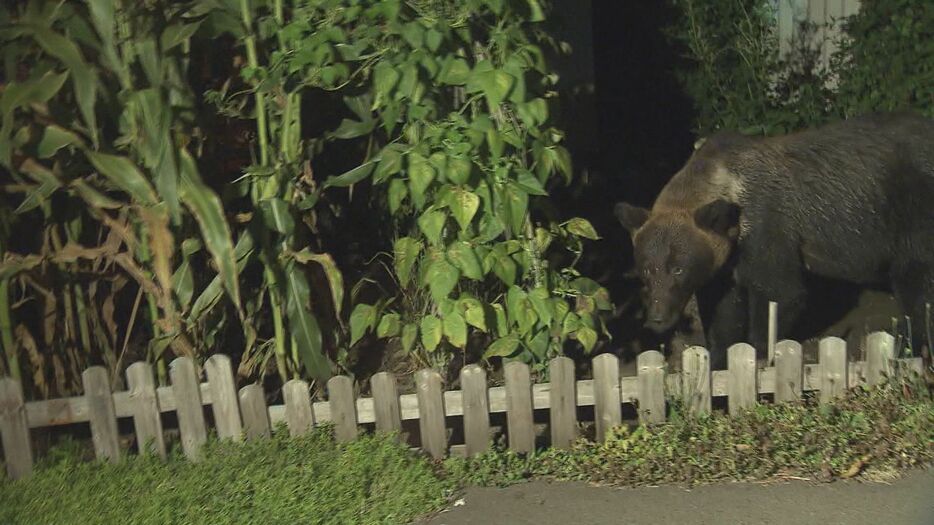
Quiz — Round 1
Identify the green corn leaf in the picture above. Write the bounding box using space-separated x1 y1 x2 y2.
285 267 330 382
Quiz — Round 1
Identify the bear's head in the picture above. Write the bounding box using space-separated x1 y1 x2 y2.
615 199 740 333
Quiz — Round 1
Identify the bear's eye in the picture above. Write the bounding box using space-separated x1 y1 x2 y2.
672 266 684 276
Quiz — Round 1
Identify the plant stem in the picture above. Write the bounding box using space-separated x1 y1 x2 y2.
0 278 19 380
240 0 270 168
263 263 289 382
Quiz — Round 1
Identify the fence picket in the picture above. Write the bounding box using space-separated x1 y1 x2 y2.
126 362 165 458
819 337 848 403
549 356 577 448
239 384 271 440
504 361 534 453
282 379 314 437
370 372 402 435
169 356 207 461
774 340 803 403
0 377 33 479
592 353 621 441
637 350 665 424
205 355 242 441
461 364 491 456
82 366 120 463
328 376 358 442
866 331 895 385
681 346 711 416
415 369 447 459
727 343 757 415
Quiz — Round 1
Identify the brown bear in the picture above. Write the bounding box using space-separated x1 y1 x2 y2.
616 111 934 368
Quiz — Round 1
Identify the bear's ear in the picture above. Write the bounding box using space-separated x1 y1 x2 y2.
614 202 650 233
693 199 740 237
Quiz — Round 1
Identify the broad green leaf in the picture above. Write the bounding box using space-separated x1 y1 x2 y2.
504 183 529 235
179 149 242 313
468 61 514 107
374 146 403 183
349 303 378 346
38 125 81 158
486 245 517 285
161 20 204 51
393 237 422 285
448 156 472 185
420 315 442 352
417 209 446 246
172 259 194 311
397 63 418 99
576 325 598 354
388 178 407 214
330 118 375 140
486 129 504 159
442 310 467 348
528 329 549 359
401 22 424 48
492 303 508 337
458 296 488 331
447 241 483 280
527 0 546 21
425 29 442 52
86 152 158 205
374 61 400 99
292 249 345 315
440 57 471 85
258 197 294 235
285 268 330 382
401 323 418 353
516 168 548 196
552 298 571 326
448 188 479 231
31 27 99 145
517 97 548 127
323 161 375 188
561 312 581 336
408 157 436 208
534 227 553 253
566 217 601 240
482 334 520 360
377 312 402 338
425 257 459 302
507 286 538 336
528 287 553 326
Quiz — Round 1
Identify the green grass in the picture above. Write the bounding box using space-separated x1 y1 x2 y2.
445 378 934 488
0 426 453 525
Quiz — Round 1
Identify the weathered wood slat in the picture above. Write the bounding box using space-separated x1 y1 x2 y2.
682 346 711 416
728 343 757 416
460 365 490 456
82 366 120 463
415 369 447 459
239 384 271 440
370 372 401 435
282 379 314 437
774 340 803 403
592 353 621 441
328 376 358 442
504 361 534 453
866 331 895 385
819 337 848 403
549 356 577 448
0 377 33 479
637 350 665 424
169 356 207 461
205 355 242 441
126 362 165 458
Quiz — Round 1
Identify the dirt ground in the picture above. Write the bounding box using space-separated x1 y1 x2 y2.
422 468 934 525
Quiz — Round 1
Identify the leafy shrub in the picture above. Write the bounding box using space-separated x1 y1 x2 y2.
0 426 453 525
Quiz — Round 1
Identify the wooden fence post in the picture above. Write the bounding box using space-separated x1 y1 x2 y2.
0 377 33 479
866 331 895 385
328 375 358 442
549 356 577 449
774 340 803 403
283 379 315 437
415 369 447 459
169 356 207 461
819 336 847 403
126 362 166 459
82 366 120 463
727 343 757 416
637 350 665 424
681 346 711 416
370 372 402 436
239 384 271 440
592 353 621 441
461 364 491 457
504 361 534 454
205 354 242 441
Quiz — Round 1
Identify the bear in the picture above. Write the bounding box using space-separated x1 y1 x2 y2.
615 111 934 369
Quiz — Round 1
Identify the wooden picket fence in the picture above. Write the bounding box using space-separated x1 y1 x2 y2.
0 331 923 481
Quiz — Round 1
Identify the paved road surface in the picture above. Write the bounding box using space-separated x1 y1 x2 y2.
422 468 933 525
